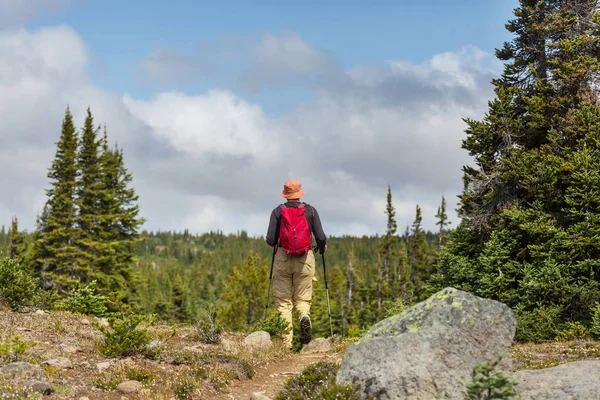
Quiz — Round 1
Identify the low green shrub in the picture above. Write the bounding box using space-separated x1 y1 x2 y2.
590 303 600 338
465 356 518 400
0 256 41 311
555 321 588 341
58 280 110 317
274 361 363 400
195 304 223 345
0 335 37 363
94 313 160 359
254 312 291 339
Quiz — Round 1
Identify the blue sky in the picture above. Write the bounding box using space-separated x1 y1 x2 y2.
2 0 521 236
27 0 518 116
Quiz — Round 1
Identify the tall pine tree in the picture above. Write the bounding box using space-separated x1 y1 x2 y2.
34 107 80 291
75 107 104 284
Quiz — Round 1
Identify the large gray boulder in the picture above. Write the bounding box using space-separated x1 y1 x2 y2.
514 360 600 399
336 287 517 399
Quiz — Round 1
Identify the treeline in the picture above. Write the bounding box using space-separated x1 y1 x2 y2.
1 192 447 338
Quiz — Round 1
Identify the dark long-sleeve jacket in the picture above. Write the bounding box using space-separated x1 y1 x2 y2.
265 201 327 250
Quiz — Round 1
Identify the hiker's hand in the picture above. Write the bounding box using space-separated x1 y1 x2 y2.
319 244 327 253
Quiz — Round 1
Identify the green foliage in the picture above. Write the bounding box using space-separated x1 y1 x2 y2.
465 357 518 400
0 256 42 311
254 312 291 339
0 335 37 362
555 321 589 341
94 313 160 359
31 106 143 306
383 296 410 318
59 280 110 317
274 361 363 400
590 303 600 338
217 251 269 332
194 304 223 345
431 1 600 342
95 362 158 391
8 216 26 264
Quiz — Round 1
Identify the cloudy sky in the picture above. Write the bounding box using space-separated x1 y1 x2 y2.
0 0 518 238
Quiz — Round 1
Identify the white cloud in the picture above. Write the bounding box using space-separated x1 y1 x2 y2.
0 26 498 239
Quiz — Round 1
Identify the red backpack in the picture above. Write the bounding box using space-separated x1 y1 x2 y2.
278 203 312 255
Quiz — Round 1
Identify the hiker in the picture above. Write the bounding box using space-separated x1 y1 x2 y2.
266 179 327 349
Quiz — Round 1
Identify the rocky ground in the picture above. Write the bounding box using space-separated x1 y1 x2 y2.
0 306 350 399
1 292 600 399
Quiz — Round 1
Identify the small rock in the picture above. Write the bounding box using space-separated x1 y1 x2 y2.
0 362 40 375
60 343 81 354
77 397 90 400
97 317 110 327
41 357 73 370
96 362 111 372
300 337 332 354
250 392 272 400
23 380 54 395
34 309 46 315
221 338 236 351
80 318 90 325
116 380 142 394
243 331 272 350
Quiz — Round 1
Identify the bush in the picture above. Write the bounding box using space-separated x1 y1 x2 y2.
383 297 411 318
195 304 223 345
0 256 41 311
590 303 600 338
94 313 160 359
58 280 110 317
254 312 291 339
465 356 518 400
0 334 37 363
274 361 363 400
555 321 588 341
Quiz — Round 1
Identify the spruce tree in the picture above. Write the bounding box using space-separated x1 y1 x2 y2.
9 216 25 263
75 107 103 283
435 196 451 246
376 185 398 315
409 205 431 299
96 128 144 304
34 107 80 291
431 0 600 340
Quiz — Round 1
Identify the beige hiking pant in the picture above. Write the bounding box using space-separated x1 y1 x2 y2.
272 247 316 348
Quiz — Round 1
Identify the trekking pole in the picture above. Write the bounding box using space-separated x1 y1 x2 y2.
264 245 277 320
321 251 334 338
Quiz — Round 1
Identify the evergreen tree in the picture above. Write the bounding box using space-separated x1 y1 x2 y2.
430 0 600 340
9 216 25 263
74 107 103 284
217 252 268 331
409 205 431 299
376 185 398 315
34 107 80 291
435 196 451 246
96 128 144 304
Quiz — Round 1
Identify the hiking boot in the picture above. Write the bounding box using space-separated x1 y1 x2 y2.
300 316 312 344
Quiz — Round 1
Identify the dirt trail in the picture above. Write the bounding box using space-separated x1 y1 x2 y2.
214 351 343 400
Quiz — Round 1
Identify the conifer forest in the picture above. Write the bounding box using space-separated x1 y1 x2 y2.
4 0 600 345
